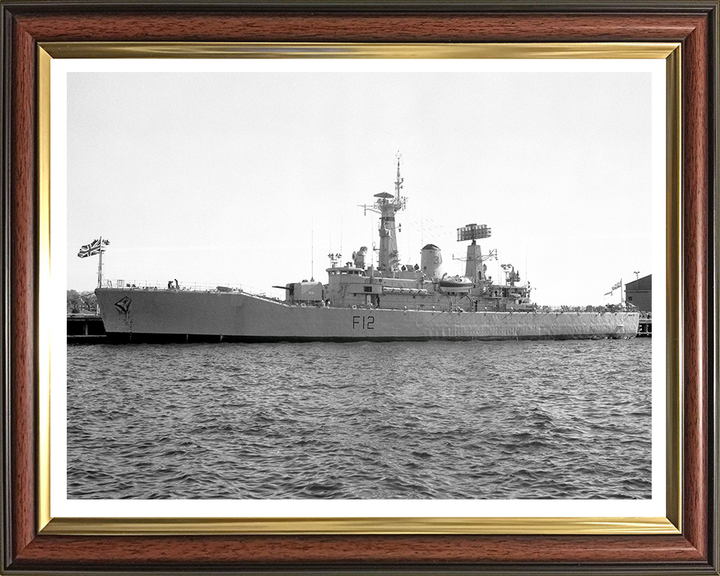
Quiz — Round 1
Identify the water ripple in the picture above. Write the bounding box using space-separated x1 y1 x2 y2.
67 339 652 500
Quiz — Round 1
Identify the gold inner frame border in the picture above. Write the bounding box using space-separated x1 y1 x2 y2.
37 41 682 536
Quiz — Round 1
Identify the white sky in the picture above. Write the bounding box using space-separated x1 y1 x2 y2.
66 62 656 306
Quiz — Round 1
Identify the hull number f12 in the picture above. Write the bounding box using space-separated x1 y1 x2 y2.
352 315 375 330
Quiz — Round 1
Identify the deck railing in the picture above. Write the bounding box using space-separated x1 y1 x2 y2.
101 279 276 298
98 280 640 313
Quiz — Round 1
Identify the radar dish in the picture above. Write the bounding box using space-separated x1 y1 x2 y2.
374 192 394 199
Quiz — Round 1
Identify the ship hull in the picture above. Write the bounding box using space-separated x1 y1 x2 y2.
96 288 640 342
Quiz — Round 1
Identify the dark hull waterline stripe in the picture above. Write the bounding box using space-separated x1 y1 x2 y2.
104 332 635 344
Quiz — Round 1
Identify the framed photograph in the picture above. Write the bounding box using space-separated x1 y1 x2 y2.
2 1 717 574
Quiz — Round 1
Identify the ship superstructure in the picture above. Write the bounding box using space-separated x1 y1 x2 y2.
285 156 532 315
95 156 639 342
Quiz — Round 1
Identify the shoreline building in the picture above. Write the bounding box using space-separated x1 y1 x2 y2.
625 275 652 312
625 274 651 337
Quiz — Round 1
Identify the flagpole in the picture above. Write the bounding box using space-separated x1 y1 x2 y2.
97 236 103 288
619 278 623 305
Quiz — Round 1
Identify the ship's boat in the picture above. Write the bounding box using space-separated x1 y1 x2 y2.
95 157 640 343
438 275 473 291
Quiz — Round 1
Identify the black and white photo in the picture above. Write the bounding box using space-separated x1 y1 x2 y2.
55 57 665 519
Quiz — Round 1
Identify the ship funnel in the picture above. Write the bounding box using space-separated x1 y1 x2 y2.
420 244 444 279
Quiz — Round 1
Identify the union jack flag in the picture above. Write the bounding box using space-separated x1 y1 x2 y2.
77 238 109 258
604 280 622 296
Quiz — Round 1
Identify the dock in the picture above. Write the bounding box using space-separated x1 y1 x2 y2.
67 313 106 343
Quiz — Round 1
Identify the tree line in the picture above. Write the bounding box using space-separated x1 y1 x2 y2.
67 290 98 313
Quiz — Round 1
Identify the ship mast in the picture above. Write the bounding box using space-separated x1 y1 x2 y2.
394 152 403 201
360 152 407 273
456 224 495 282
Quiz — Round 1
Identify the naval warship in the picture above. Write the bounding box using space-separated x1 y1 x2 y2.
95 158 640 342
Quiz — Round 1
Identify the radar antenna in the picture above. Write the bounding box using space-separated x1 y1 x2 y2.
456 223 495 282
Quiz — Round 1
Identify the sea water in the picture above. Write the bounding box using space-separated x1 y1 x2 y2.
67 339 651 499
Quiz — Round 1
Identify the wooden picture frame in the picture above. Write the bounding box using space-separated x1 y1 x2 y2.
1 1 717 574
